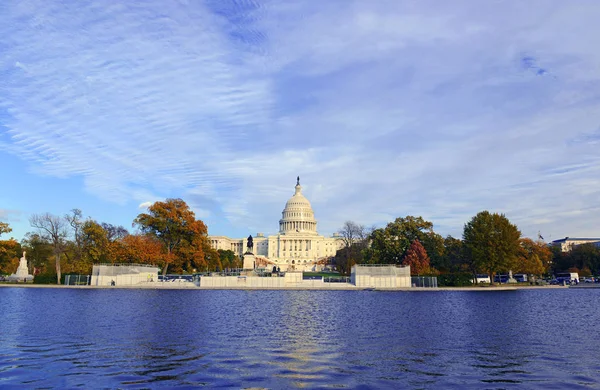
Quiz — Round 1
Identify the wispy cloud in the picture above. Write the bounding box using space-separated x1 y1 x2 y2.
138 202 153 210
1 0 600 240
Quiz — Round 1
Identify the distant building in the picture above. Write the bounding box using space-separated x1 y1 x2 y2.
551 237 600 252
209 178 344 272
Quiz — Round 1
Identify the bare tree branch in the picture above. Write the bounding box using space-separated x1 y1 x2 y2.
29 213 68 284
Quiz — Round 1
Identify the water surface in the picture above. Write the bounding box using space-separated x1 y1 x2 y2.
1 288 598 388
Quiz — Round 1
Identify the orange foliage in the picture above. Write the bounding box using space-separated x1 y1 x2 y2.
402 240 431 275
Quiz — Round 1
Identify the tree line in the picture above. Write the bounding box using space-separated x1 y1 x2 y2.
334 211 599 284
0 199 241 284
2 204 598 285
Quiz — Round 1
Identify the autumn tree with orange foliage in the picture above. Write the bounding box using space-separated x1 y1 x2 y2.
0 222 22 274
115 234 164 265
516 238 552 277
402 240 432 275
134 198 213 275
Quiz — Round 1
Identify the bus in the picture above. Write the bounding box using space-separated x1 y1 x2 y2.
555 272 579 284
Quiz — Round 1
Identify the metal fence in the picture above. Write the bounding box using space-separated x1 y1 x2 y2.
324 277 351 283
411 276 438 288
64 275 91 285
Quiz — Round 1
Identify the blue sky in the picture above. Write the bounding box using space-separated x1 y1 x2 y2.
1 0 600 243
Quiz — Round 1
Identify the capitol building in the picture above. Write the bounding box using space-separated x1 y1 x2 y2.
209 178 343 272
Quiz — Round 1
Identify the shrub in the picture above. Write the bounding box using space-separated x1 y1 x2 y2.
438 272 474 287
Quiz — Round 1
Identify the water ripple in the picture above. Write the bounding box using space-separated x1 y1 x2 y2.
1 289 600 388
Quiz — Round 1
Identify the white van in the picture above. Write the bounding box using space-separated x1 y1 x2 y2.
472 274 491 284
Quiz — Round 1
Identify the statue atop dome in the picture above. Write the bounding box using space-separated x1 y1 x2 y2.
297 176 300 186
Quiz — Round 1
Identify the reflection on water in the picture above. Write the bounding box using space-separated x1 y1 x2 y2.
1 288 600 388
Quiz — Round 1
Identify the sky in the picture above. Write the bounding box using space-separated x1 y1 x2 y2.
1 0 600 243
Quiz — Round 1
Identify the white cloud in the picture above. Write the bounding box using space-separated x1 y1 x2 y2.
1 0 600 240
138 202 153 210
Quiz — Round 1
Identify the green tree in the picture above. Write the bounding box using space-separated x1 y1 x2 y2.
133 198 211 275
368 216 443 264
218 249 241 269
569 243 600 275
81 220 111 265
437 235 465 273
463 211 521 283
21 233 54 275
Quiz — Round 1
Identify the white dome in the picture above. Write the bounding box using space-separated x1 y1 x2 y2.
279 178 318 235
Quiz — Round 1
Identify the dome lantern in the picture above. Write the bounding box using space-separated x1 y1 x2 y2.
279 177 317 235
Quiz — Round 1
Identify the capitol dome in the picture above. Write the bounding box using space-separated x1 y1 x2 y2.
279 177 317 235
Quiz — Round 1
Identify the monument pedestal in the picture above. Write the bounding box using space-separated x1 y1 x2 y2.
243 252 256 270
507 270 517 284
8 252 34 282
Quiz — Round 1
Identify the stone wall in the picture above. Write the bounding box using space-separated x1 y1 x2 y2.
90 264 159 286
351 265 411 288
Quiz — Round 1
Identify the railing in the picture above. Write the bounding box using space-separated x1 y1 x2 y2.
64 275 91 285
324 277 351 283
411 276 438 288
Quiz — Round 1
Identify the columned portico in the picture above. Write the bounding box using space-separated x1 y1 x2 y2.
209 178 344 271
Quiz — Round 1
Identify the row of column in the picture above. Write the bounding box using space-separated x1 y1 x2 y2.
281 221 315 232
231 242 243 254
282 239 312 252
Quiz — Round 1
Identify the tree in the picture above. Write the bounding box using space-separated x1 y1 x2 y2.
368 216 443 264
519 254 545 277
0 222 17 273
29 213 68 284
438 235 465 273
81 220 111 265
0 237 21 275
402 240 431 275
21 233 54 275
133 198 211 275
515 238 552 277
173 220 216 273
101 223 129 241
463 211 521 283
116 234 164 265
337 221 367 249
568 243 600 275
64 209 84 263
217 249 241 269
0 221 12 237
335 221 369 275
